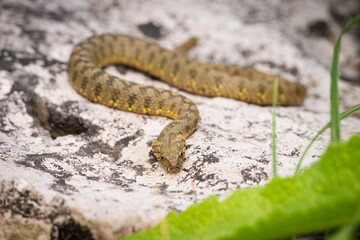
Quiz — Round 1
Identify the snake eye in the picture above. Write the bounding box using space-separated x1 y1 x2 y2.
180 152 184 157
161 155 164 160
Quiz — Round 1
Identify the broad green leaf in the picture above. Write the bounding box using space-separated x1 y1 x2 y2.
122 135 360 240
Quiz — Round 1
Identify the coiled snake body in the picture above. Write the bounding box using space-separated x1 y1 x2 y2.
67 34 306 172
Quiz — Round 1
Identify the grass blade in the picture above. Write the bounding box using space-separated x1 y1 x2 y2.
272 78 279 177
295 104 360 174
330 14 360 143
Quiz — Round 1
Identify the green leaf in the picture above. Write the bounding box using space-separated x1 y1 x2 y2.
326 205 360 240
121 135 360 240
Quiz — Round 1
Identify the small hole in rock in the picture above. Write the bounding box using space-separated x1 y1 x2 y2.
51 218 94 240
31 96 96 139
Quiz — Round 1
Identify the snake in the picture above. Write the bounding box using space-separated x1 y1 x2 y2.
67 34 306 172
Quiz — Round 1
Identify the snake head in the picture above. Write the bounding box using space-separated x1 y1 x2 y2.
152 133 186 172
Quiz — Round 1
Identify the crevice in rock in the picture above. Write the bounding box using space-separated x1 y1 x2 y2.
8 78 98 139
31 96 99 139
137 22 163 39
46 102 92 139
51 217 94 240
306 20 335 40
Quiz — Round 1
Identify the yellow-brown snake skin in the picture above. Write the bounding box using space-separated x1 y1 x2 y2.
67 34 306 172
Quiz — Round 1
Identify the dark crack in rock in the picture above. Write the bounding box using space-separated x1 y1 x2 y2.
115 65 129 75
36 100 99 139
51 217 94 240
138 22 163 39
306 20 335 40
5 78 96 139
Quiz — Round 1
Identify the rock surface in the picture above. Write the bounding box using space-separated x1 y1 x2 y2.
1 0 360 239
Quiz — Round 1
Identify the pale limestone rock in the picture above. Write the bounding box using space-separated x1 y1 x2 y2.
1 0 360 239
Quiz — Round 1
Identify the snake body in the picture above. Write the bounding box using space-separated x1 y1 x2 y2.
67 34 306 172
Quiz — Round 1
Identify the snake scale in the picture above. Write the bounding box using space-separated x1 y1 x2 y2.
67 34 306 172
